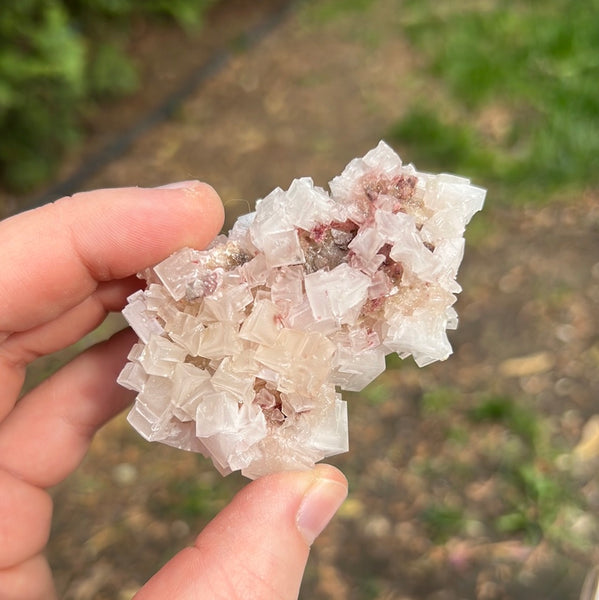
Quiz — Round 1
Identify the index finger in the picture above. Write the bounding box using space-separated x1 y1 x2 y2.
0 182 224 336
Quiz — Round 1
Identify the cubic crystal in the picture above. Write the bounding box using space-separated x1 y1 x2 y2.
119 141 485 479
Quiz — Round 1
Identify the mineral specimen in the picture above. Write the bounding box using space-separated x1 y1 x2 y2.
118 141 485 479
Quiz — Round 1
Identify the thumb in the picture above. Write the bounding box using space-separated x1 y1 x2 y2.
134 464 348 600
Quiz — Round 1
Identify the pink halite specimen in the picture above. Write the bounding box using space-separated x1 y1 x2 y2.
118 141 485 479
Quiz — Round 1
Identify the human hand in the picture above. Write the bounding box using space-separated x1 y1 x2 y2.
0 182 348 599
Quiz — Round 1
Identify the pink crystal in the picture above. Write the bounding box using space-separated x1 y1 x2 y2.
118 141 485 479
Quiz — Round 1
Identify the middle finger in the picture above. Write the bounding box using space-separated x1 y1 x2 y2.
0 276 139 420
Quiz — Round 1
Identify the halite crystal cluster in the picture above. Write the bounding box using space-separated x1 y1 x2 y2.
118 141 485 479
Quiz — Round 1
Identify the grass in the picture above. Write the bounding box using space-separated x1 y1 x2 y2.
467 394 587 545
421 386 460 415
301 0 377 24
151 466 244 520
468 394 539 447
413 390 589 546
422 504 465 542
361 379 393 406
390 0 599 204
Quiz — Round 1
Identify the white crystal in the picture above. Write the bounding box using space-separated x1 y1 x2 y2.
119 141 485 479
153 247 200 301
285 178 338 230
122 291 163 344
239 299 281 346
305 263 371 323
262 229 305 268
117 361 147 392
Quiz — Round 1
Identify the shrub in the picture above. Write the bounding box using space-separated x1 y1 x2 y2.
0 0 213 192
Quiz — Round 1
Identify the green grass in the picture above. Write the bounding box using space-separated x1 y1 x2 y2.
415 391 589 546
468 394 539 447
152 467 244 520
421 504 465 542
391 0 599 204
466 393 589 545
421 386 460 415
302 0 376 24
498 463 567 536
361 380 393 406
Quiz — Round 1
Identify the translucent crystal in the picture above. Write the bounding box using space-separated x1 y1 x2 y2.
153 247 200 301
119 141 485 479
122 291 163 344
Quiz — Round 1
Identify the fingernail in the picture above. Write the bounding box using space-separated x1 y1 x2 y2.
155 180 200 190
296 468 348 546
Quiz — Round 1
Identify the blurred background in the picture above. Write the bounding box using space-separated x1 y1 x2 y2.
3 0 599 598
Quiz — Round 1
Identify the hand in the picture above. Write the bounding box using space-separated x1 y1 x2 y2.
0 182 348 600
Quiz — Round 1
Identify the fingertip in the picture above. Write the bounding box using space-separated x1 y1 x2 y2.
154 180 201 190
312 463 349 488
296 465 348 546
189 181 225 240
214 464 348 549
150 180 225 249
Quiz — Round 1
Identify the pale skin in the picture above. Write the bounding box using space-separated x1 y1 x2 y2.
0 181 348 600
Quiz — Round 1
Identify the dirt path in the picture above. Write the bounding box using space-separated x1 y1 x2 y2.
34 1 599 598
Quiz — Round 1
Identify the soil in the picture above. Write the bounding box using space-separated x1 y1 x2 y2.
10 1 599 599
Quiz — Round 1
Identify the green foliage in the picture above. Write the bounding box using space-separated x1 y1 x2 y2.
384 352 405 370
467 393 586 545
421 386 460 415
421 504 465 542
495 509 542 540
0 2 85 190
303 0 377 24
65 0 212 29
362 380 392 406
0 0 213 192
419 390 588 547
168 480 225 519
468 394 538 446
391 0 599 204
87 42 139 98
356 577 384 600
152 468 243 520
493 460 577 544
390 108 499 183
